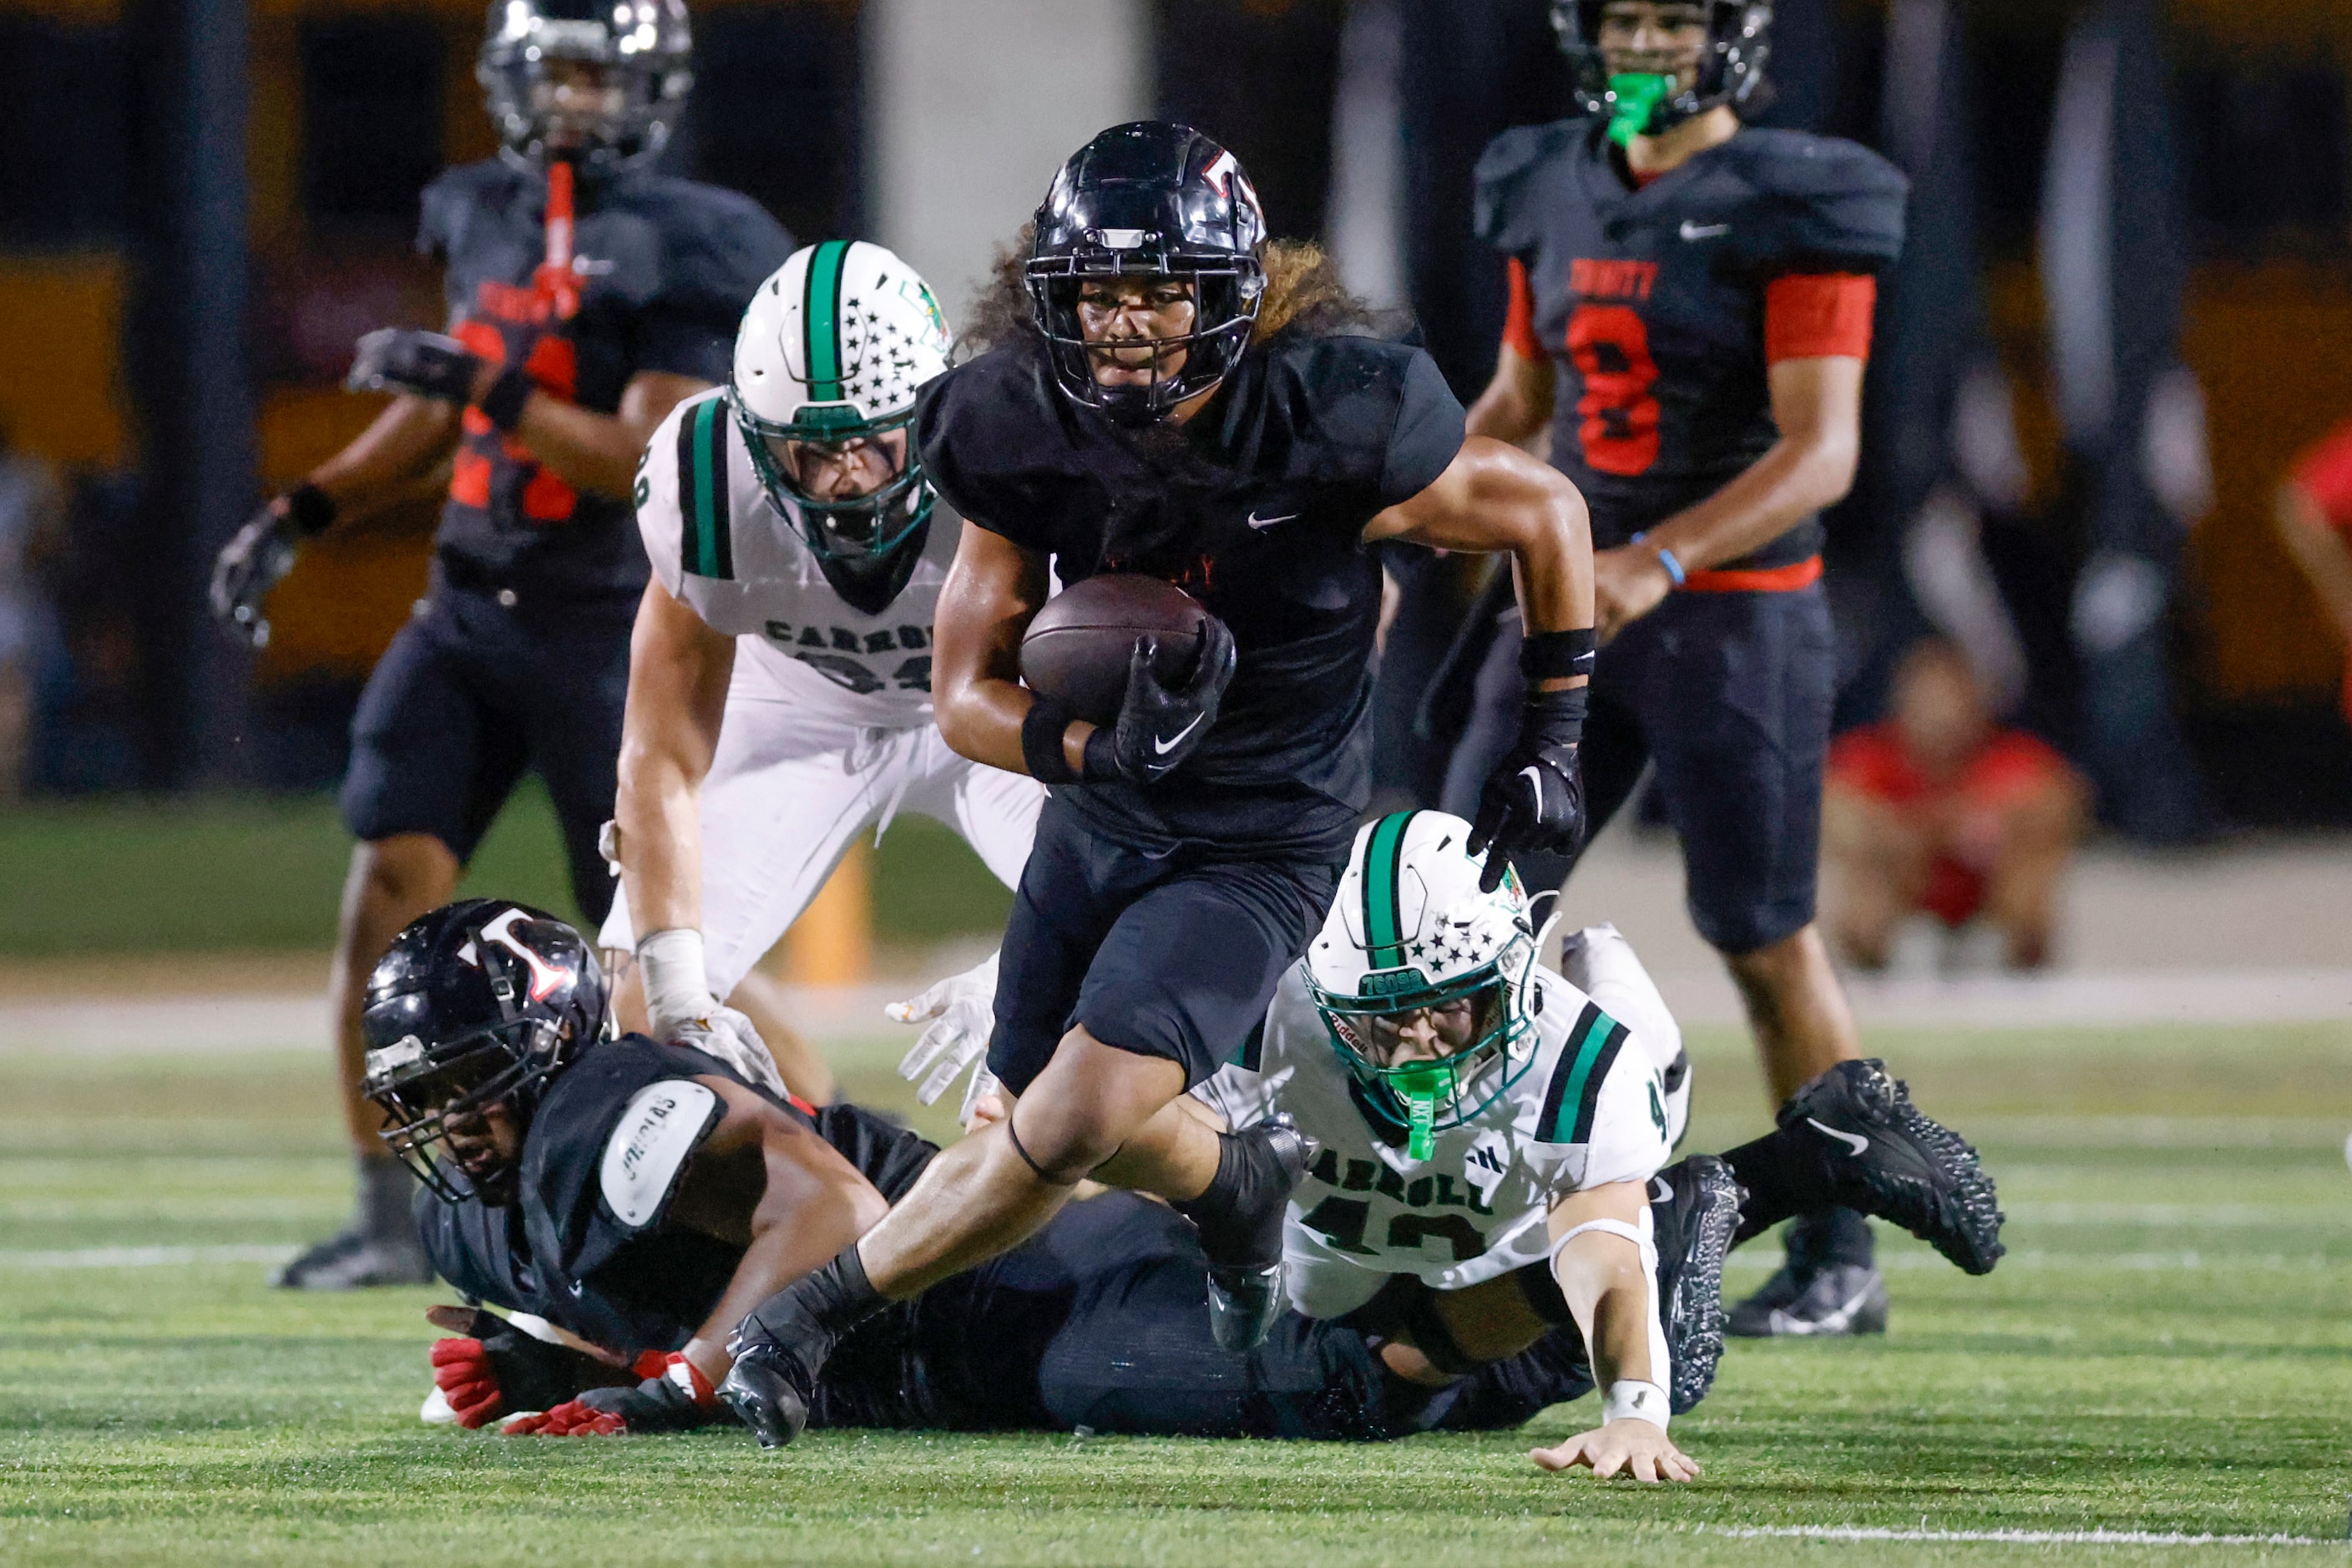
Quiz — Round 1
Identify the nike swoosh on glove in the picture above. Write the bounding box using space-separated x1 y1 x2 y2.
424 1307 642 1429
1467 685 1589 893
504 1353 727 1436
670 1005 788 1099
892 949 999 1122
346 327 483 404
1096 618 1238 784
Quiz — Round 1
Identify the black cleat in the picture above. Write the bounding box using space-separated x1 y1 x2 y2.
1181 1114 1313 1352
716 1343 817 1449
1727 1261 1888 1338
1780 1059 2005 1276
1647 1154 1743 1414
271 1227 432 1290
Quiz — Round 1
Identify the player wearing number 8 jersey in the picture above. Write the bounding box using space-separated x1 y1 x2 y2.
603 242 1045 1100
1445 2 2002 1335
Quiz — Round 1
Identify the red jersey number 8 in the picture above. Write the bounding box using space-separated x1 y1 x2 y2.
1565 303 1662 478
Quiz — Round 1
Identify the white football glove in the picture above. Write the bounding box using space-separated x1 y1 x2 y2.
668 1004 788 1100
892 950 999 1125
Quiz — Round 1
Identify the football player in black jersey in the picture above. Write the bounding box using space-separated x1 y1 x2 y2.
718 123 1600 1450
208 0 792 1290
372 900 1614 1443
1446 0 2001 1333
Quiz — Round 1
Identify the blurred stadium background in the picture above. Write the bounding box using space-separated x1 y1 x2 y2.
1 0 2348 999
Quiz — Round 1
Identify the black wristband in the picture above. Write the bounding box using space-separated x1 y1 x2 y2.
284 483 337 538
478 363 535 432
1520 627 1597 683
1022 697 1080 785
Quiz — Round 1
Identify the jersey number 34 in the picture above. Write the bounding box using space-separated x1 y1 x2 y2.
1565 305 1662 478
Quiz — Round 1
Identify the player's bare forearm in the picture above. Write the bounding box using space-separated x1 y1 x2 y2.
670 1079 889 1384
614 579 735 938
307 395 462 526
1550 1182 1657 1389
1367 437 1594 681
498 369 711 500
1465 345 1555 446
2274 483 2352 644
1641 355 1863 574
933 520 1092 775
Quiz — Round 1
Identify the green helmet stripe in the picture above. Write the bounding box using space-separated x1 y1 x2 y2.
680 397 733 579
802 239 851 404
1360 811 1416 974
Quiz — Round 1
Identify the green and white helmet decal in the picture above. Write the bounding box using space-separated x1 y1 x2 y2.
1306 811 1550 1161
730 240 953 567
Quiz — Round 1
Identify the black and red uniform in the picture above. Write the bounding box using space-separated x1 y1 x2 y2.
337 161 789 915
1447 119 1904 953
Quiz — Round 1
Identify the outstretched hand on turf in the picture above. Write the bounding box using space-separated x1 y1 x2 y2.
1529 1419 1699 1484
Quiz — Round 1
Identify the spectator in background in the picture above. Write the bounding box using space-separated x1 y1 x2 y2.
0 424 65 798
1822 638 2087 973
2274 421 2352 727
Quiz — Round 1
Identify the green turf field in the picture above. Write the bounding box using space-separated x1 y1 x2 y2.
3 1022 2349 1565
0 787 1011 953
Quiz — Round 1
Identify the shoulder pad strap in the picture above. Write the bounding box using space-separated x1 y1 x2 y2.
1535 1000 1629 1146
675 397 736 580
599 1079 722 1229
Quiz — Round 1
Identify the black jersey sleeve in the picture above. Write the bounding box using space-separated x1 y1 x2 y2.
1380 348 1469 507
1474 119 1584 260
1731 132 1909 277
630 185 796 382
914 348 1058 552
415 163 500 266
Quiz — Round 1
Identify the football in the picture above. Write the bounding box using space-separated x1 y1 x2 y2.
1020 573 1216 726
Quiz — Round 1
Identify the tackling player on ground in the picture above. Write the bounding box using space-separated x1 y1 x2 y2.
1191 809 2011 1480
364 899 1604 1444
603 241 1043 1105
1444 0 2001 1332
720 122 1599 1447
208 0 791 1288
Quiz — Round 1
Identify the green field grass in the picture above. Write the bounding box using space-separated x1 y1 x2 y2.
3 1022 2349 1565
0 787 1012 954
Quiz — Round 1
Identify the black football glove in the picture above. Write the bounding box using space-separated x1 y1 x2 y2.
1467 685 1589 893
1089 618 1239 785
505 1353 731 1436
424 1306 639 1429
346 327 483 404
208 501 304 649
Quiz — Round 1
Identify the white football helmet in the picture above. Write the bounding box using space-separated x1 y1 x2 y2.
1306 810 1547 1159
730 240 953 598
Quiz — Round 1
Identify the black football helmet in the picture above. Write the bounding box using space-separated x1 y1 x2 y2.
361 899 607 1206
478 0 694 174
1551 1 1773 139
1026 122 1267 425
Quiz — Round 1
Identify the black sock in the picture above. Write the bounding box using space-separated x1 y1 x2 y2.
358 1155 417 1245
1721 1128 1813 1244
1171 1131 1278 1267
1788 1208 1874 1272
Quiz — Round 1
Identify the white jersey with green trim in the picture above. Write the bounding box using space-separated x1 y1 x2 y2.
1195 960 1673 1292
634 388 959 727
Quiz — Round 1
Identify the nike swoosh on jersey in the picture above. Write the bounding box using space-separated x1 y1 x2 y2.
1679 221 1732 241
1153 713 1206 755
1806 1117 1870 1157
1247 510 1300 530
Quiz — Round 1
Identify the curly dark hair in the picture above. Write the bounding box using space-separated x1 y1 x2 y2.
957 226 1387 357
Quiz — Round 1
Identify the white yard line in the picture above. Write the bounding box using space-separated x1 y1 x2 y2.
1 1244 295 1269
1705 1525 2334 1546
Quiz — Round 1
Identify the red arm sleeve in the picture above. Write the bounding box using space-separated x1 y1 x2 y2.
1763 273 1878 365
1503 257 1544 362
2289 420 2352 530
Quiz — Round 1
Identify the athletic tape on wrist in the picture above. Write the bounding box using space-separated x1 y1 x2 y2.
285 483 337 538
636 928 716 1036
1021 698 1080 784
1603 1378 1672 1429
1551 1210 1670 1421
1519 628 1597 682
478 364 535 432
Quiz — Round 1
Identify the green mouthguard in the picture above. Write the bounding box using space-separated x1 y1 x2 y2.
1389 1060 1450 1162
1606 72 1675 147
